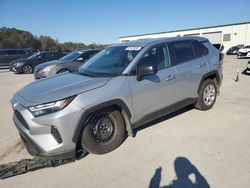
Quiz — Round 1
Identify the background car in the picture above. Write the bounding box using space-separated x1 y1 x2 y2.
237 45 250 58
245 61 250 74
0 49 33 68
9 51 65 73
34 49 99 79
226 46 240 55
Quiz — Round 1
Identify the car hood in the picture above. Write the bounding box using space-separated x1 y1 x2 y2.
238 48 250 53
17 73 111 105
9 58 28 65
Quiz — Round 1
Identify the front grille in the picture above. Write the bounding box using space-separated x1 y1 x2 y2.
14 110 29 130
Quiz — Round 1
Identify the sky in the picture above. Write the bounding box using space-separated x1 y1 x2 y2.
0 0 249 45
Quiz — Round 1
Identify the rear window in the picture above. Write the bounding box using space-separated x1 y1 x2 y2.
172 41 195 64
192 40 208 58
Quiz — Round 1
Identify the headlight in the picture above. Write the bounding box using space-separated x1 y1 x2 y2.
247 63 250 69
29 96 75 117
40 64 57 75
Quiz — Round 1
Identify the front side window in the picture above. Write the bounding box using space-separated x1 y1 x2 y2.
60 51 82 61
137 44 171 71
79 46 141 77
28 53 39 59
172 41 195 64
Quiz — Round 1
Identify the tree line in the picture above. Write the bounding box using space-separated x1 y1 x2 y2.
0 27 108 52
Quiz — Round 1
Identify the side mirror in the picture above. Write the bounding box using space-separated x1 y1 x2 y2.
137 65 158 81
76 57 83 61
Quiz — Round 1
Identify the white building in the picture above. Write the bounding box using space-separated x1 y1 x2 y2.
119 22 250 52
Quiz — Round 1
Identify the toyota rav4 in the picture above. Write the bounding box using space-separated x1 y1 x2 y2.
11 37 223 159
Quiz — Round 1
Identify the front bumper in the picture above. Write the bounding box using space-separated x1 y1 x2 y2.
9 65 23 73
33 67 47 79
246 67 250 74
237 52 250 58
11 95 84 159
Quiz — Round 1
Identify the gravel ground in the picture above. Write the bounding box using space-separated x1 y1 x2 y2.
0 55 250 188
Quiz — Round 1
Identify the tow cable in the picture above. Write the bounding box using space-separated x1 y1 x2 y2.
0 157 76 179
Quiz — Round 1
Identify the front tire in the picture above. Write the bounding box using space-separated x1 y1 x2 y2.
195 79 217 110
22 64 33 74
81 108 125 154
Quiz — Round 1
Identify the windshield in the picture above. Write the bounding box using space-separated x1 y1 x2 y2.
60 51 82 61
27 53 39 59
79 46 142 77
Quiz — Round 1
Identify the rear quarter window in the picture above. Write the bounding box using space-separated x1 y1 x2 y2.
192 40 209 58
171 41 195 64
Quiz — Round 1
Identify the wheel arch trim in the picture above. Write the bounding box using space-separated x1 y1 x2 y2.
198 70 220 93
72 99 133 143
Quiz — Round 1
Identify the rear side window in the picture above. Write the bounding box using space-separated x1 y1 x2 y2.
0 50 7 55
172 41 195 64
192 40 208 58
52 53 61 58
81 51 98 61
7 50 19 55
18 50 26 54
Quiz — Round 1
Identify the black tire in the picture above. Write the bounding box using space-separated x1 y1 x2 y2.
195 79 217 111
81 108 125 154
22 64 33 74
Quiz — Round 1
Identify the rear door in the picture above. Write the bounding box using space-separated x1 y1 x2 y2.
169 40 209 101
127 43 178 124
6 50 19 63
0 50 9 66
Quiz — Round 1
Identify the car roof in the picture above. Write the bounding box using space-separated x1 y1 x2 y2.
39 51 62 54
111 36 208 48
0 49 31 51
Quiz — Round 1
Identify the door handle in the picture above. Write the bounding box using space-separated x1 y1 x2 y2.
198 62 206 68
166 74 176 81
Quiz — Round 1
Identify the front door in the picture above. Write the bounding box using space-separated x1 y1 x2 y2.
126 43 177 125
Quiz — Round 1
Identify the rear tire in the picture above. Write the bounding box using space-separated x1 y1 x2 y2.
81 108 125 154
195 79 217 110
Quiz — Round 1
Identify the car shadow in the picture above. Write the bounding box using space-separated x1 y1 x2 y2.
134 105 194 136
149 157 210 188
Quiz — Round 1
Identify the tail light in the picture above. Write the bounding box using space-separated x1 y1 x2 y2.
219 53 224 61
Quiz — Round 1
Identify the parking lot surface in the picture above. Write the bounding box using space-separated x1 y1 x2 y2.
0 56 250 187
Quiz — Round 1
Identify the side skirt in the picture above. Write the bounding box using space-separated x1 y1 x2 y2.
132 98 197 129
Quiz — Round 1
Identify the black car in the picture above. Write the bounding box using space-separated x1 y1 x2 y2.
245 61 250 74
226 46 240 55
33 49 99 79
0 49 33 68
9 52 65 73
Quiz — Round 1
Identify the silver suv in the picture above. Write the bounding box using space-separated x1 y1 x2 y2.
11 37 223 159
